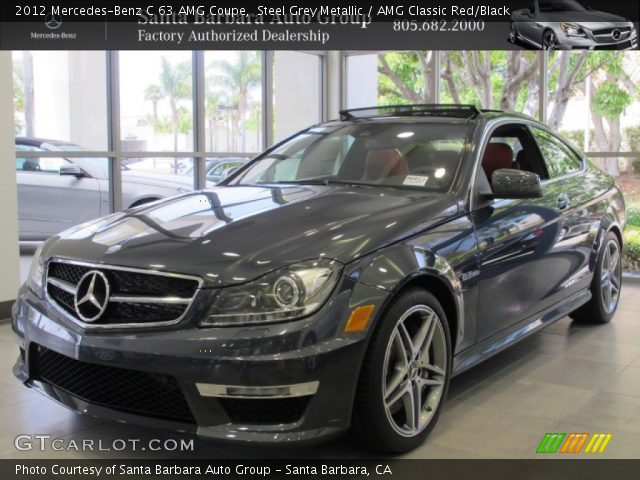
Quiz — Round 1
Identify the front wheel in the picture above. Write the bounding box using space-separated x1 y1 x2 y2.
543 30 559 50
351 289 451 453
571 231 622 324
509 23 518 43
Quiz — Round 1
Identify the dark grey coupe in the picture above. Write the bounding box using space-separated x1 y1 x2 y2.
13 105 625 452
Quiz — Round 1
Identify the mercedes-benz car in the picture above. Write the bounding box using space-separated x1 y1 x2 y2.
510 0 638 50
12 105 625 453
16 137 211 240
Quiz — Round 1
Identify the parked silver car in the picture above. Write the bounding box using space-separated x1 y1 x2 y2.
511 0 638 50
182 158 249 183
16 138 206 240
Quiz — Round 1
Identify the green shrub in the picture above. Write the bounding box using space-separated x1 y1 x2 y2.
624 126 640 152
628 206 640 228
624 227 640 271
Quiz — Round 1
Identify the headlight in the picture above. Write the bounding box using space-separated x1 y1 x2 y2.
201 259 342 327
27 244 46 298
560 22 586 37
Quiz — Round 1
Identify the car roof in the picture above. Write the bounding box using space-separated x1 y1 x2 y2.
329 105 540 126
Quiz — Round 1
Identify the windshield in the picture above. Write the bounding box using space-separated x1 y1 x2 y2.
231 122 470 192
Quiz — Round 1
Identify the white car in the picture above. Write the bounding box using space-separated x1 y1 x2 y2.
16 137 211 240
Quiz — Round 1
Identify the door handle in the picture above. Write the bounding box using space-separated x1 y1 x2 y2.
556 193 570 210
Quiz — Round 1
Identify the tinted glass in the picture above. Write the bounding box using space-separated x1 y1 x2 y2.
532 128 582 178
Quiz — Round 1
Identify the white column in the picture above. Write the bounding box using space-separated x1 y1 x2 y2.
325 51 342 120
0 51 21 312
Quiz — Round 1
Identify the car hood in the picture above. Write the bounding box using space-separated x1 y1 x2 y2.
46 185 459 287
548 10 627 24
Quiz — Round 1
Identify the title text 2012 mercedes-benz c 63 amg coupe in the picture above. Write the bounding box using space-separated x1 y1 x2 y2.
13 105 625 452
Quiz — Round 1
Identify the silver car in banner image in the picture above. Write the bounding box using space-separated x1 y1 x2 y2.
511 0 638 50
16 138 211 240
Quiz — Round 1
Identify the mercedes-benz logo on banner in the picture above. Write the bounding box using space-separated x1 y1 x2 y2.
45 14 62 30
74 271 110 322
612 29 622 40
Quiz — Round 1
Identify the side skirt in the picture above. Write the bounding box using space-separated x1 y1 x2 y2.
452 289 591 376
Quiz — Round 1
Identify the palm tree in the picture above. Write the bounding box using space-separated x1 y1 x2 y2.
210 52 261 152
143 84 163 124
159 56 191 153
205 88 224 151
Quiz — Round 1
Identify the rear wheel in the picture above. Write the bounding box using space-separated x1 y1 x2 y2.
351 289 451 453
571 232 622 324
129 197 160 208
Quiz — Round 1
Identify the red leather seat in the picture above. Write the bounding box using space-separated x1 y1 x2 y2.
482 143 513 183
362 149 409 181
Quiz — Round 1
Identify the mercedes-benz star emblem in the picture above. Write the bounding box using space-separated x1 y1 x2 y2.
612 29 622 40
45 14 62 30
74 270 110 322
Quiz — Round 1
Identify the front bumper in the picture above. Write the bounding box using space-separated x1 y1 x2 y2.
12 282 384 444
558 31 638 50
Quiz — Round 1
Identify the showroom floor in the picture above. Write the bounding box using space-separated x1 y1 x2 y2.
1 282 639 459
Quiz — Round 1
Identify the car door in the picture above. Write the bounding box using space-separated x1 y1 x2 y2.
473 122 580 340
16 148 102 240
529 126 597 298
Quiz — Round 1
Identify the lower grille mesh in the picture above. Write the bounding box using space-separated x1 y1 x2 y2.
31 344 195 424
219 397 310 424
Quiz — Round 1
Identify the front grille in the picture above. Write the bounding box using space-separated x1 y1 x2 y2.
46 260 201 327
219 397 310 424
592 27 631 36
31 344 196 424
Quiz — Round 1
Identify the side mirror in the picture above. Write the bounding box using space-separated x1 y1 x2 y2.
485 169 542 199
59 164 85 177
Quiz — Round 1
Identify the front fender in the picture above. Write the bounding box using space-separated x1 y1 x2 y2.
344 241 477 353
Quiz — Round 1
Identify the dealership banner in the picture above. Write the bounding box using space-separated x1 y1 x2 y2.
4 459 640 479
0 0 638 49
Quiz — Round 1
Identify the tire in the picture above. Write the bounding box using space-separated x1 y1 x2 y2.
570 231 622 324
129 197 160 208
509 23 518 43
543 30 559 50
351 288 452 453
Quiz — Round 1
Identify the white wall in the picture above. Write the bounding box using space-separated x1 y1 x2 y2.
0 51 21 307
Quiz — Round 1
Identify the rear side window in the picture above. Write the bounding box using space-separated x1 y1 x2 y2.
531 128 582 178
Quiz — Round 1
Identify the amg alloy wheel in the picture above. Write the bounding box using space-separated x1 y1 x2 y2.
509 23 518 43
600 238 622 314
352 289 451 453
543 30 559 50
383 305 447 437
571 231 622 324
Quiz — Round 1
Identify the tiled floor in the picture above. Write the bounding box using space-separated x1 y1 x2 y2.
0 283 639 459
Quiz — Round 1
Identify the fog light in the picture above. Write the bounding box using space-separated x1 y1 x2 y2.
196 381 319 398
